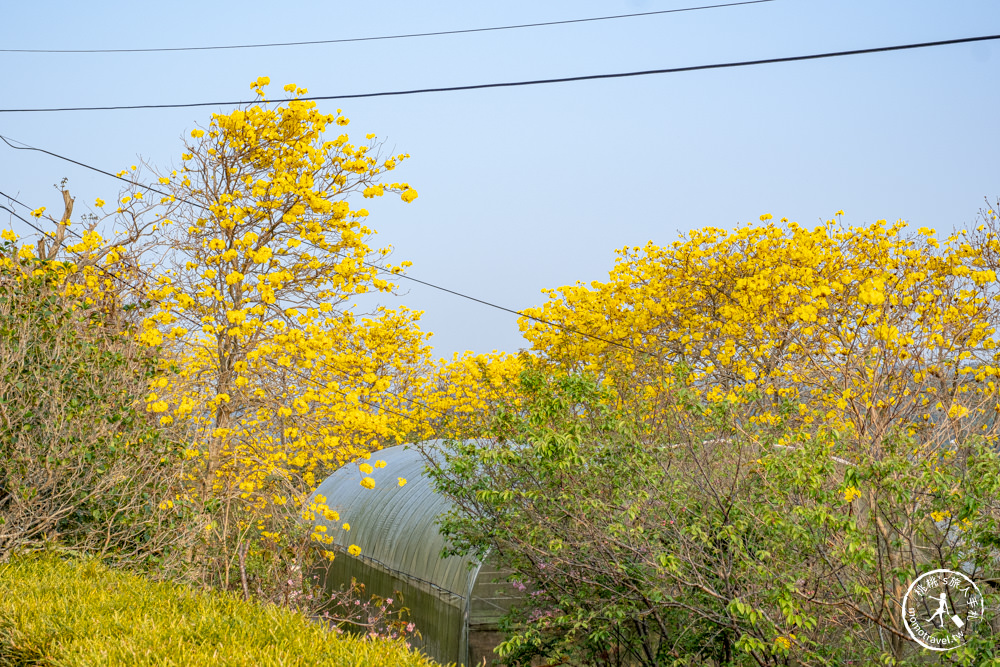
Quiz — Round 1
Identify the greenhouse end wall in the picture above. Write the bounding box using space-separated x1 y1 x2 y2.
309 442 521 666
315 554 466 664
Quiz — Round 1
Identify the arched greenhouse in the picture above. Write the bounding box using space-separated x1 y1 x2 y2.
309 442 520 667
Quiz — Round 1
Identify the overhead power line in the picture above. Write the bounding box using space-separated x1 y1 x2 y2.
0 1 773 54
0 135 197 209
0 188 84 240
0 202 46 236
0 33 997 114
0 189 635 431
364 262 646 355
0 190 37 221
0 139 648 356
0 191 457 428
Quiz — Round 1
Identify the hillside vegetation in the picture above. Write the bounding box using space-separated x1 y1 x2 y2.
0 554 439 667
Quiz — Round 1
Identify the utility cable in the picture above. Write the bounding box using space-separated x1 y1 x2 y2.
1 191 451 441
0 203 47 236
0 135 190 207
0 188 84 239
0 189 33 212
362 261 649 356
0 1 773 54
0 33 997 113
0 167 647 355
1 188 474 428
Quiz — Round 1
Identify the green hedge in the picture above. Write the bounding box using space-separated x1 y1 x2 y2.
0 554 441 666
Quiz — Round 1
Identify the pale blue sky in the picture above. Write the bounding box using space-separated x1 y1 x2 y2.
1 0 998 358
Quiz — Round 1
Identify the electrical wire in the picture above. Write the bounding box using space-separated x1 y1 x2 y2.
0 189 496 430
0 189 452 437
0 161 648 356
363 262 649 355
0 189 32 212
0 138 640 353
0 203 47 236
0 135 188 206
0 33 997 113
0 1 773 54
0 188 85 239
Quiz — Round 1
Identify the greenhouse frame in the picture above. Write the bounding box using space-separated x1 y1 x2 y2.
309 442 520 666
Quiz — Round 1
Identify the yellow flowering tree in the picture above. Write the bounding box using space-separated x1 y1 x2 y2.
416 350 528 437
520 212 1000 450
120 78 440 596
30 78 533 599
430 210 1000 663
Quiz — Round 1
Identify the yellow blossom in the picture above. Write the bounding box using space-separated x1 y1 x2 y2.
843 486 861 503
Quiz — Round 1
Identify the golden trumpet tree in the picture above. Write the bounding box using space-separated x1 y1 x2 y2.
4 85 528 601
127 78 438 592
432 208 1000 663
519 212 1000 450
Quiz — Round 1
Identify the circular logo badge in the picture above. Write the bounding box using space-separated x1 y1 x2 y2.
902 569 984 651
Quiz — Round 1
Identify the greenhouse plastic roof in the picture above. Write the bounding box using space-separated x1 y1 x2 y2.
309 441 480 602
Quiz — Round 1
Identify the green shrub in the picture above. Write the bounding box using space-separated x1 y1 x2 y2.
431 370 1000 665
0 256 182 568
0 554 440 666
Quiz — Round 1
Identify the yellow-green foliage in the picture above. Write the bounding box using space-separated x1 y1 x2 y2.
0 555 440 667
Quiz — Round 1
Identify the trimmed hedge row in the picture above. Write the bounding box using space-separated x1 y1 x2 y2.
0 554 441 666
